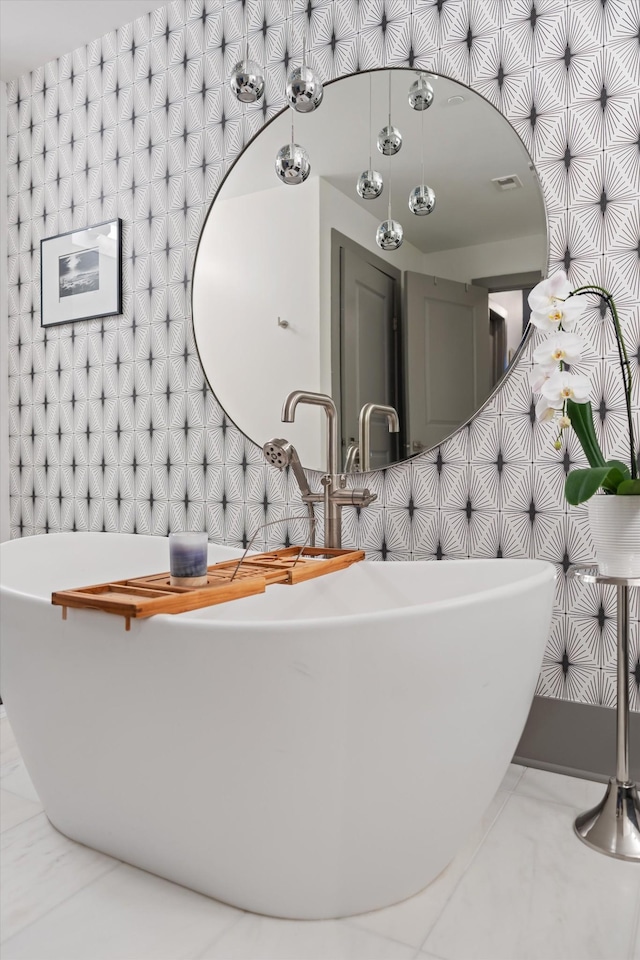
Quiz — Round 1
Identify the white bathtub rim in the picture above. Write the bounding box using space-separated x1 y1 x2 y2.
0 533 556 631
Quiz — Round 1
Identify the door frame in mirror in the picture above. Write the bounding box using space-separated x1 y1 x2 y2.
330 229 403 467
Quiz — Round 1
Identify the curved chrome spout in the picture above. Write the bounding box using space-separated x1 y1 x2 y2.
344 443 360 473
359 403 400 473
281 391 339 478
281 391 342 548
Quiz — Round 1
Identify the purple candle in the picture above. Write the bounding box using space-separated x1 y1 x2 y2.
169 532 209 587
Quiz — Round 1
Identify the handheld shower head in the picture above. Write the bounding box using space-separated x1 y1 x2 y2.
263 438 295 471
263 438 317 547
263 438 313 500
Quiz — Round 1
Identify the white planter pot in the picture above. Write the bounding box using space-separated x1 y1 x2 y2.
588 495 640 578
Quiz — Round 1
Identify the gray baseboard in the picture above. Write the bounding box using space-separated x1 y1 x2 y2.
514 696 640 784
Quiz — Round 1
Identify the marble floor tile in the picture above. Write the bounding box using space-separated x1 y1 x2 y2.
197 914 417 960
1 812 119 942
424 792 640 960
0 789 42 834
345 788 510 949
1 862 244 960
514 766 608 810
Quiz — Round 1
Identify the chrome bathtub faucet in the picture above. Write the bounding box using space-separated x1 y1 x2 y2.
264 391 377 550
358 403 400 474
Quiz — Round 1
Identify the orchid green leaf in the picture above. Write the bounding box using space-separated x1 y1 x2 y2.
566 400 605 469
565 467 615 505
617 479 640 496
601 460 631 494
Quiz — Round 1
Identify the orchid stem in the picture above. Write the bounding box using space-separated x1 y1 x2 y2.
569 285 637 480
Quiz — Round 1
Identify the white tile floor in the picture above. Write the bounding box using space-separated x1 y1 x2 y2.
1 709 639 960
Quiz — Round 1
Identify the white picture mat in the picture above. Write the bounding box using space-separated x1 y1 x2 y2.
41 221 120 326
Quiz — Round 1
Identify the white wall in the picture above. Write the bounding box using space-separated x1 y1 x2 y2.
490 290 526 361
422 234 546 285
0 81 8 543
193 178 325 468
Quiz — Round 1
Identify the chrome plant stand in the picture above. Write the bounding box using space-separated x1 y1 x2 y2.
569 565 640 861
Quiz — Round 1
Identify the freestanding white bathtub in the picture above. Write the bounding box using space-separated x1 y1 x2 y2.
0 532 555 919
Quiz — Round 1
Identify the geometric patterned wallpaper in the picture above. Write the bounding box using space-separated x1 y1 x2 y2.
5 0 640 711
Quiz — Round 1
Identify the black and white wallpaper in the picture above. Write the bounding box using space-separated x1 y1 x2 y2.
5 0 640 710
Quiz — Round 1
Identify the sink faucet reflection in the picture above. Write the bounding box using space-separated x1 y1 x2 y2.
344 442 360 474
271 390 377 549
358 403 400 473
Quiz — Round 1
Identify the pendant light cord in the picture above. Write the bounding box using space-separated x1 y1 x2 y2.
368 72 373 170
387 72 392 220
288 0 295 146
243 0 249 63
421 85 425 189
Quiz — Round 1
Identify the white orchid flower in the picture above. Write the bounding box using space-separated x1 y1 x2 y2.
528 271 586 332
533 332 586 372
535 397 557 422
540 371 591 409
529 296 585 332
529 365 550 392
528 272 572 314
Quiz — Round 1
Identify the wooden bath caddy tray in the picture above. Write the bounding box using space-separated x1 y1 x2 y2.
51 547 365 630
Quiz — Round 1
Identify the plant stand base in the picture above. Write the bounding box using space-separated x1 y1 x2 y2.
574 778 640 861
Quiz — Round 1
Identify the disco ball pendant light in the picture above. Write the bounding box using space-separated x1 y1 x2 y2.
229 4 264 104
377 151 403 251
357 73 383 200
409 94 436 216
376 218 404 250
286 8 323 114
409 185 436 216
377 72 402 156
275 110 311 185
408 73 434 111
286 62 323 113
275 4 311 185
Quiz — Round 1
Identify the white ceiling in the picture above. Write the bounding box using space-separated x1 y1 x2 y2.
0 0 169 81
220 71 547 254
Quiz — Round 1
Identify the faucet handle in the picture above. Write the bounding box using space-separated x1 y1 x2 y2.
331 487 377 507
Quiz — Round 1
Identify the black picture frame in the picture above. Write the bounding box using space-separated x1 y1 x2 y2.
40 219 122 327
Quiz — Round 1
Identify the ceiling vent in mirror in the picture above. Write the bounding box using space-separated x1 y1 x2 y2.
491 174 523 191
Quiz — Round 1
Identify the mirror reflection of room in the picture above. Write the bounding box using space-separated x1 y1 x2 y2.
193 69 547 473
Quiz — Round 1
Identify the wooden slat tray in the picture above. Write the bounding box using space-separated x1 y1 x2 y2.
207 547 365 585
51 547 364 629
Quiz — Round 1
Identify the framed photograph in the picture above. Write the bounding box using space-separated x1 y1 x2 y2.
40 219 122 327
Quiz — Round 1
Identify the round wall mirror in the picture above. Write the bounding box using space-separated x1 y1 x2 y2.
193 68 547 473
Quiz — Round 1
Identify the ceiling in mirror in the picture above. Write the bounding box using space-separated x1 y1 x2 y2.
193 68 548 473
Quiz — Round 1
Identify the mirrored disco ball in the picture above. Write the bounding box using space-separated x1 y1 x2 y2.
377 125 402 156
274 143 311 185
229 60 265 103
286 65 324 113
408 76 434 111
357 169 383 200
408 185 436 215
376 219 404 250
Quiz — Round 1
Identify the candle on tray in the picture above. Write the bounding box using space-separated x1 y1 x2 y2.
169 532 209 587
